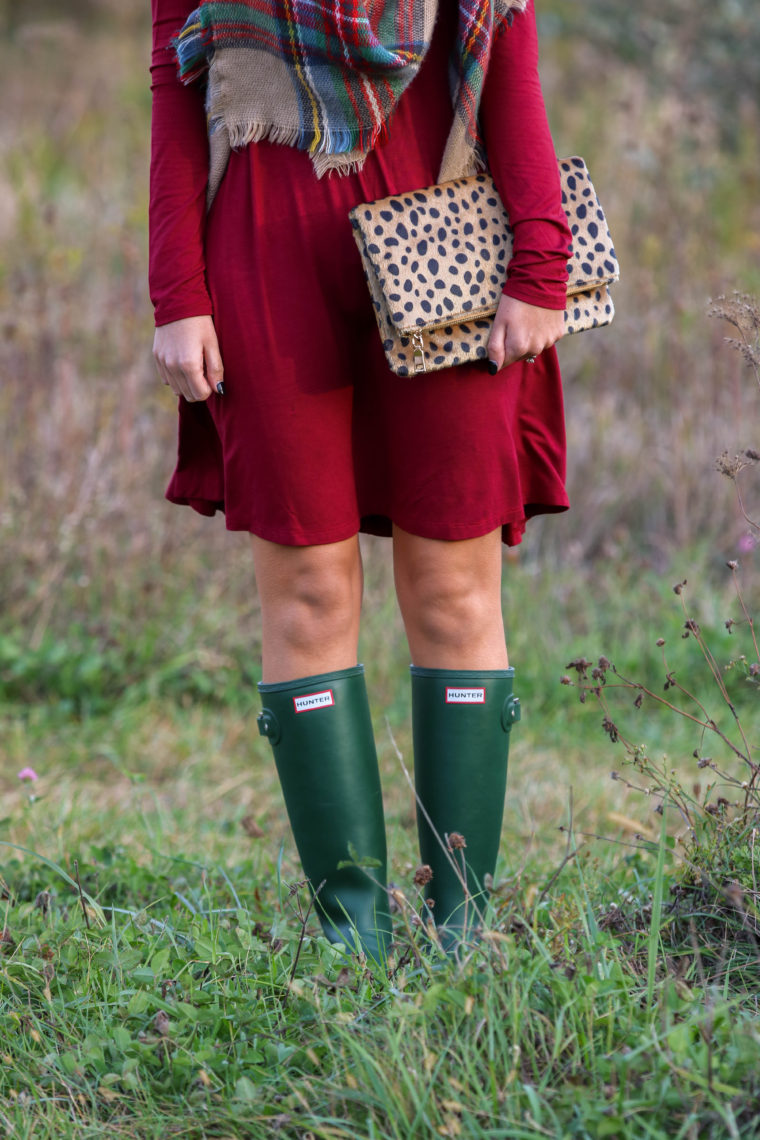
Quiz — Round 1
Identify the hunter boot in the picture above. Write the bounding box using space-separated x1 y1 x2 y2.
411 666 520 948
257 665 392 962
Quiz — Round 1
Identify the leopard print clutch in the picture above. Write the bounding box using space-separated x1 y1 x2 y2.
349 157 619 376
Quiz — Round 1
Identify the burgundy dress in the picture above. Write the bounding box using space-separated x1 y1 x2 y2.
149 0 572 546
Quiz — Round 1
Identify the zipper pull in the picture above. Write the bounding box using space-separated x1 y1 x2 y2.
412 332 426 374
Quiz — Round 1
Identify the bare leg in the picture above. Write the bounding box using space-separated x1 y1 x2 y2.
251 534 363 683
391 524 508 669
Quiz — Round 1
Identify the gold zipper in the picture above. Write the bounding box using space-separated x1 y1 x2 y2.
412 332 426 374
403 304 497 341
405 304 499 375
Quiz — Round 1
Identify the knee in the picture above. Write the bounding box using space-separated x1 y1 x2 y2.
397 567 498 653
290 564 355 624
265 557 359 651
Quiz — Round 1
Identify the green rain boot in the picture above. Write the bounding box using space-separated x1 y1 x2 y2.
411 666 520 948
257 665 392 962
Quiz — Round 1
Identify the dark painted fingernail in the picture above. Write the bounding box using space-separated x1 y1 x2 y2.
216 382 225 396
487 360 499 376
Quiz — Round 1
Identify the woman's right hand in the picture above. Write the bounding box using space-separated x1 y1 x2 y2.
152 315 224 402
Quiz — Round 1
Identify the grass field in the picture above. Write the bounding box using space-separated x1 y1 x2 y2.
3 4 760 1137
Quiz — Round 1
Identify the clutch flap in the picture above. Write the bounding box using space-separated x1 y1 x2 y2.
348 157 619 338
349 175 510 336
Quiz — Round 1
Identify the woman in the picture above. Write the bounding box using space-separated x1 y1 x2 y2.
150 0 571 960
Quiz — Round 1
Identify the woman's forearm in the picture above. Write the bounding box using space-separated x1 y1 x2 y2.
480 1 572 311
149 0 213 326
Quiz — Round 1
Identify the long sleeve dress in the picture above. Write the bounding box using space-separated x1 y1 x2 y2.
149 0 572 546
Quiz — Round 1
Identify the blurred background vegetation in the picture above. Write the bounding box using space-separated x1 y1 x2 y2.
1 0 759 843
2 10 760 1134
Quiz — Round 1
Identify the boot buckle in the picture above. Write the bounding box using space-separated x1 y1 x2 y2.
501 694 521 731
257 708 282 744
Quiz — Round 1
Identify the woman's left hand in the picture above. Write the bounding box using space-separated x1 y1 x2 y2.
486 294 565 371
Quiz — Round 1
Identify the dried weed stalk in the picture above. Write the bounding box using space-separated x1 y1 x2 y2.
564 296 760 978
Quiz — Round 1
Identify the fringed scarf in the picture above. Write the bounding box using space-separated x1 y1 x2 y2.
174 0 528 204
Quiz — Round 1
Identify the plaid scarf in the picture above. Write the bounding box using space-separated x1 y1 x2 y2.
174 0 528 203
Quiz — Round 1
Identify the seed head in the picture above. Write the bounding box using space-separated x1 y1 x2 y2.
709 292 760 333
447 832 467 851
34 891 51 916
716 452 747 479
413 864 433 886
708 293 760 372
602 716 619 743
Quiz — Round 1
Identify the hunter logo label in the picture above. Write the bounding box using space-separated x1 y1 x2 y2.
446 687 486 704
293 690 335 713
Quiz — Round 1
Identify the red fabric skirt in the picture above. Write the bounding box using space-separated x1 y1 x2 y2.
165 10 569 547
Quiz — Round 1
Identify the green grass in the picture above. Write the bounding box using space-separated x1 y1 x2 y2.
3 795 760 1138
3 553 760 1137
